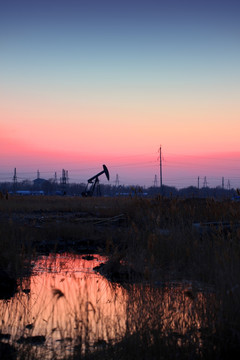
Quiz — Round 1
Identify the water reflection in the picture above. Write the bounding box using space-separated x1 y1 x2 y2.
0 253 215 358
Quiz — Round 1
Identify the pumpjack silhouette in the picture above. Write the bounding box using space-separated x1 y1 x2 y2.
81 165 110 197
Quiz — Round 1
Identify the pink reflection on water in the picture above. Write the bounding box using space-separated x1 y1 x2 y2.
0 253 127 356
0 253 215 357
29 253 127 343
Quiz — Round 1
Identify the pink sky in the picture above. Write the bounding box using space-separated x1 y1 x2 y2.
1 95 240 188
1 126 240 188
1 0 240 188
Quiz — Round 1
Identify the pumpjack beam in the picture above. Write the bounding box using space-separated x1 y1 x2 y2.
82 164 110 197
87 165 109 183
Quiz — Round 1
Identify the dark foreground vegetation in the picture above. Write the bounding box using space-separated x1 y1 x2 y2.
0 195 240 359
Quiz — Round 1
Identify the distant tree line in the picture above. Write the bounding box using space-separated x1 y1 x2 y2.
0 179 237 200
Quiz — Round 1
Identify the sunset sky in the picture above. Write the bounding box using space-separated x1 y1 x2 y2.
1 0 240 188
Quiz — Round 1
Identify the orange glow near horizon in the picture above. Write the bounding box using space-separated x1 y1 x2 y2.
1 90 240 187
2 87 240 158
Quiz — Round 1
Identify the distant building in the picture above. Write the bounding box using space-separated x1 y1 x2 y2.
33 178 50 194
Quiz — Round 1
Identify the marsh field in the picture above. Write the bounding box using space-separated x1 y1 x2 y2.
0 195 240 359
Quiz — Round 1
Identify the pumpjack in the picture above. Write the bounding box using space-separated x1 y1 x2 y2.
81 164 110 197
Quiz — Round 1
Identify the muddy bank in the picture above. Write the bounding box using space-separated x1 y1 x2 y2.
34 236 106 254
0 269 17 300
94 260 143 284
0 210 127 255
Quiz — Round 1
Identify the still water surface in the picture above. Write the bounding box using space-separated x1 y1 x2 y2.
0 253 214 358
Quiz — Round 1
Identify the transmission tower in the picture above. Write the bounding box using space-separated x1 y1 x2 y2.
222 177 224 189
13 168 17 192
227 179 231 190
60 169 66 185
203 176 208 188
115 174 119 187
197 176 200 190
153 174 157 187
37 170 40 179
60 169 67 194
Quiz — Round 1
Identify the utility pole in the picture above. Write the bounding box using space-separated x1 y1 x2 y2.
197 176 200 190
158 146 163 192
54 172 57 183
222 177 224 189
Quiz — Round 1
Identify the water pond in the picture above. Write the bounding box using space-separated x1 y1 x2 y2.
0 253 216 359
